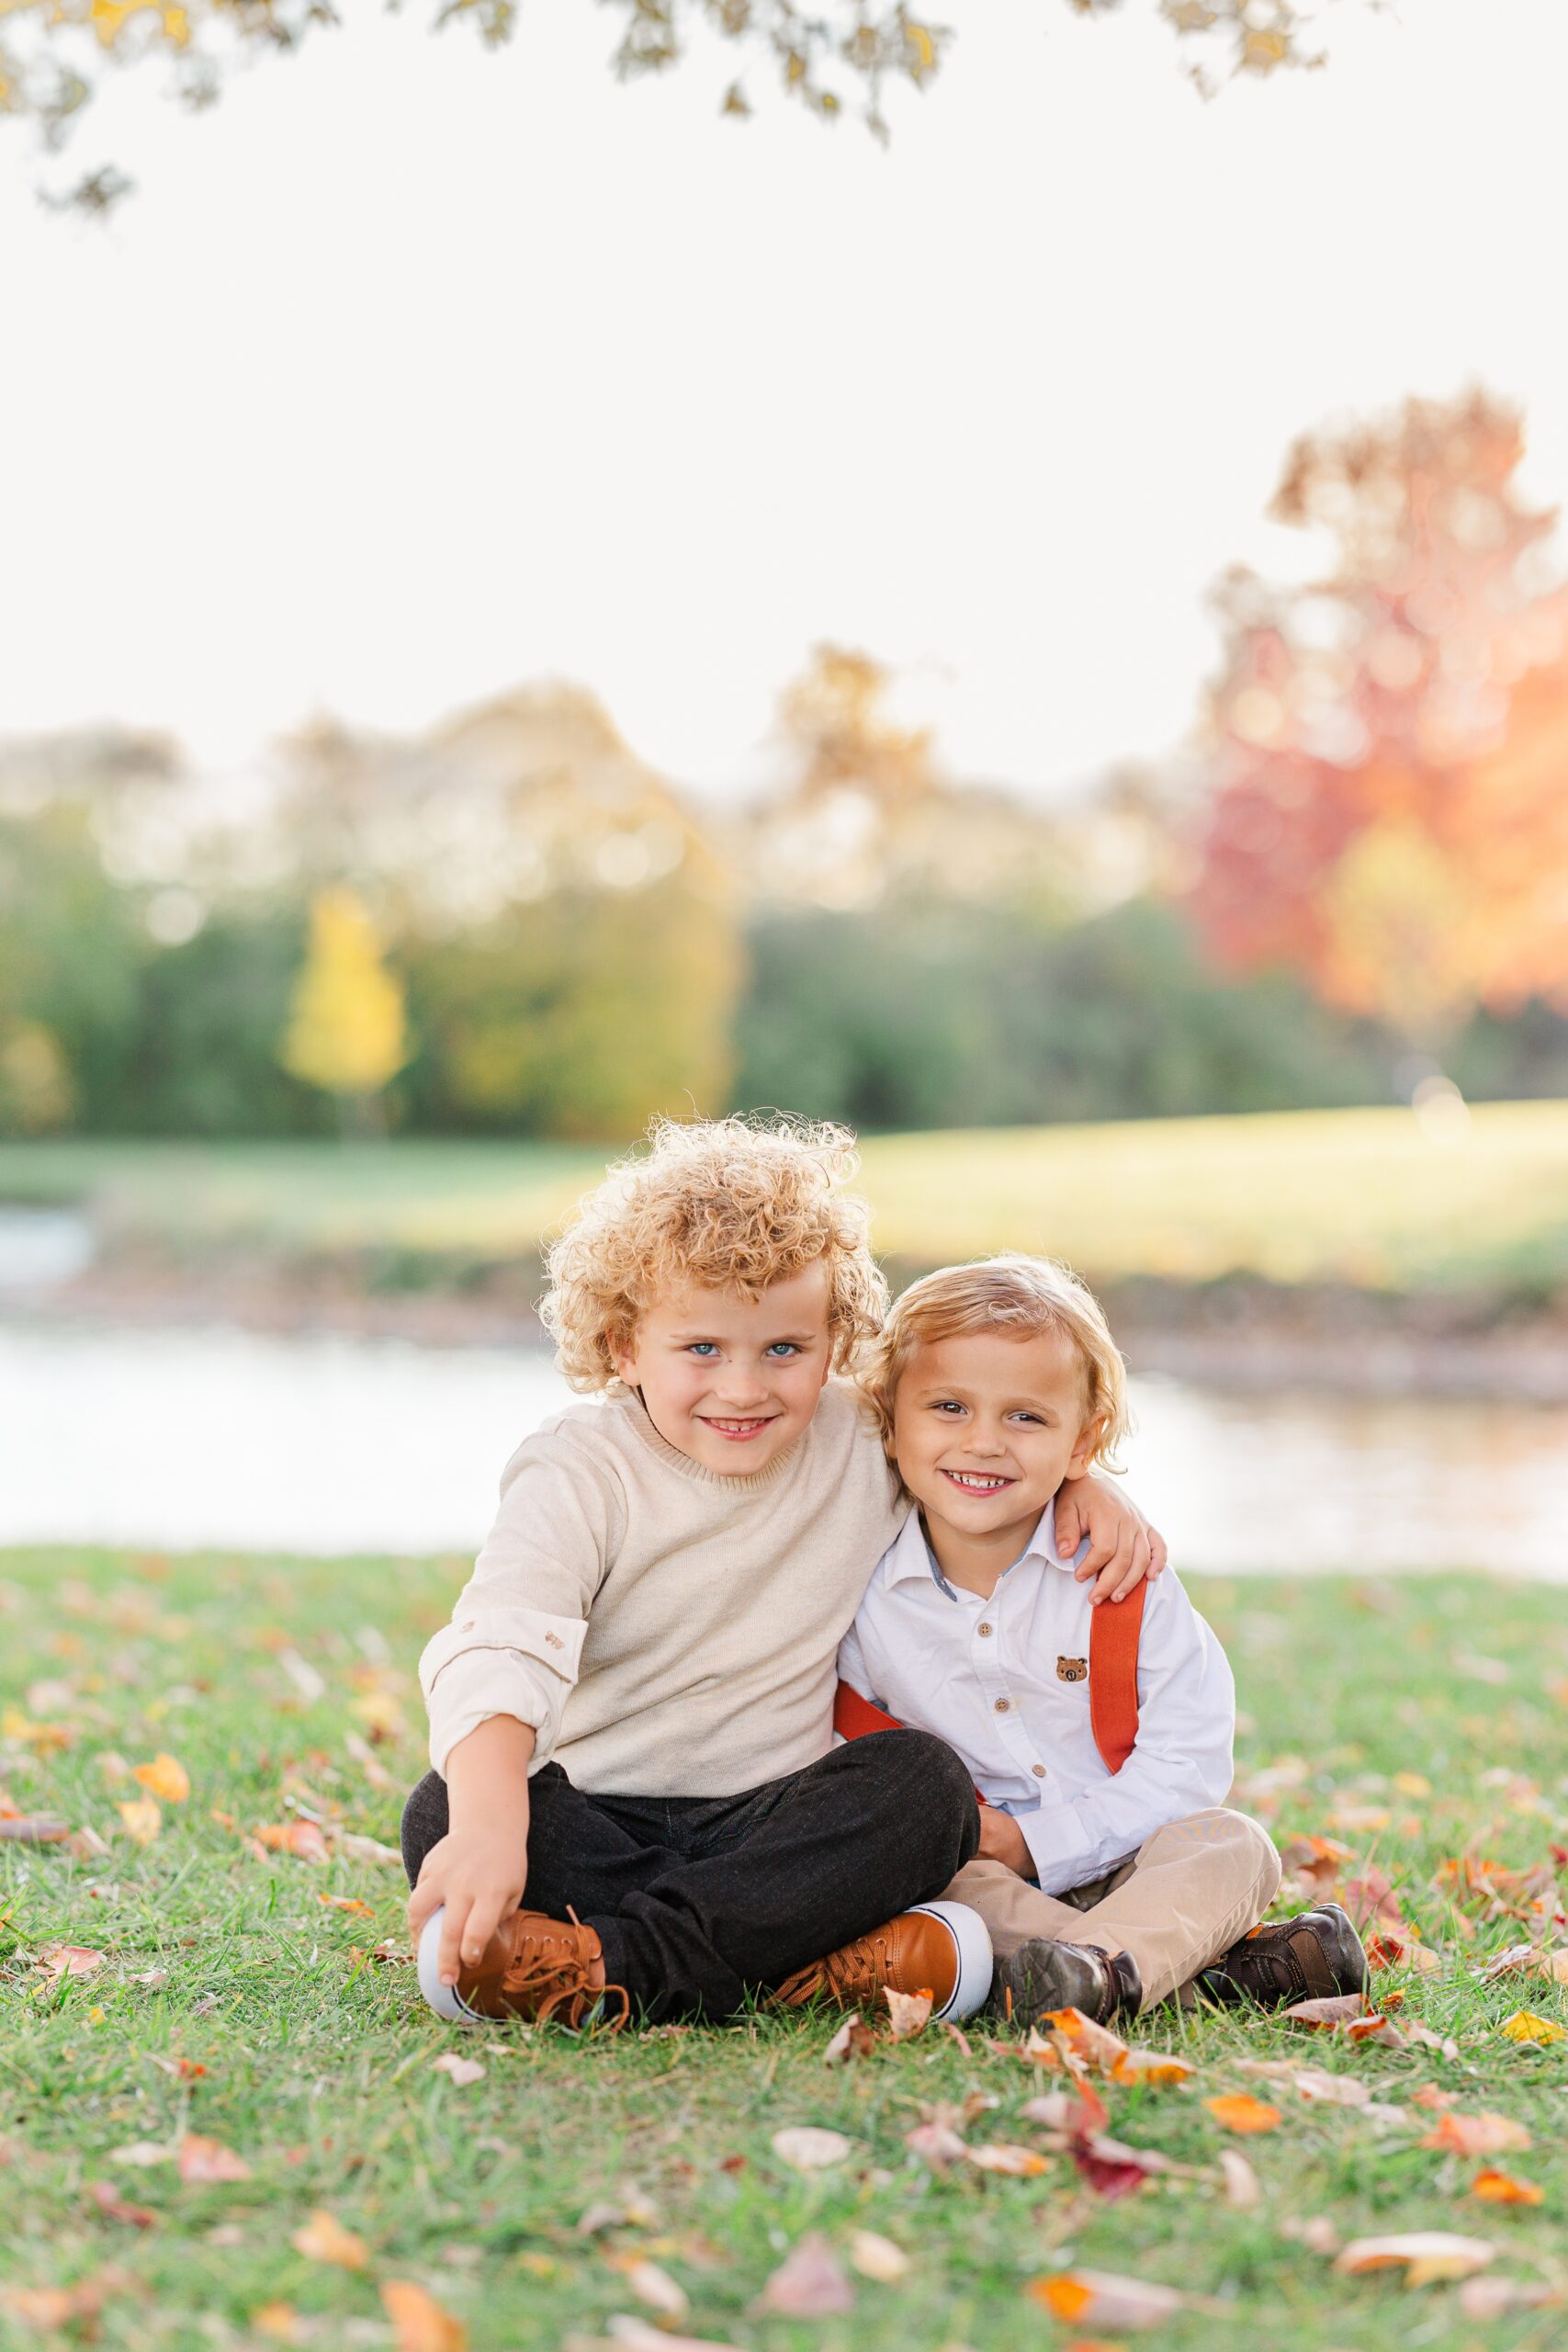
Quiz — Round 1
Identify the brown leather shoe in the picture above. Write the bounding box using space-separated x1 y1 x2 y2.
1197 1903 1369 2009
773 1904 986 2017
452 1908 624 2027
987 1937 1143 2029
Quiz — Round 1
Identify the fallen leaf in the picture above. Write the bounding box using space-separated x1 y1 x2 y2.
1041 2007 1132 2075
178 2133 252 2184
616 2259 688 2319
1280 2214 1340 2255
254 1821 330 1865
849 2229 908 2282
252 2305 304 2343
133 1753 190 1804
1026 2269 1183 2329
109 2141 173 2167
1477 1942 1568 1987
1420 2111 1531 2156
87 2179 158 2227
603 2322 744 2352
1457 2277 1563 2319
1367 1929 1441 1975
0 1815 71 1845
38 1944 106 1983
1219 2150 1263 2208
770 2126 852 2172
317 1893 375 1917
1498 2007 1565 2045
966 2142 1051 2177
1281 1993 1368 2030
116 1797 163 1847
823 2011 874 2065
1343 1866 1404 1929
431 2053 486 2088
883 1984 933 2040
1404 2024 1460 2059
381 2284 468 2352
1204 2094 1282 2135
1470 2167 1543 2205
1068 2132 1168 2201
1111 2046 1196 2086
1 1708 73 1751
1345 2012 1407 2050
752 2233 854 2317
904 2120 967 2168
291 2208 368 2269
337 1832 401 1867
1335 2231 1496 2286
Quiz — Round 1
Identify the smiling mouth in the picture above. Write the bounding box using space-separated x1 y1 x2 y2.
701 1416 781 1441
940 1467 1017 1494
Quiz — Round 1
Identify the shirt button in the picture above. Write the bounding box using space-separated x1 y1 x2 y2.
977 1622 993 1637
994 1697 1011 1713
1032 1763 1046 1778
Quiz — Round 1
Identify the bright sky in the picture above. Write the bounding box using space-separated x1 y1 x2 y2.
4 0 1566 798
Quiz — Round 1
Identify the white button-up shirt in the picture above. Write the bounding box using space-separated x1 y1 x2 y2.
838 1500 1235 1897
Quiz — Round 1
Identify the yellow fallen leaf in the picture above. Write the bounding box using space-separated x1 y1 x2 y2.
1 1708 73 1751
1204 2094 1283 2135
291 2209 368 2269
1393 1770 1431 1797
381 2281 468 2352
133 1752 190 1804
1498 2008 1565 2046
849 2229 908 2282
117 1797 162 1847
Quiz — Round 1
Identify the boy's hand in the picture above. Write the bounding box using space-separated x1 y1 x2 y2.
976 1803 1034 1879
1056 1474 1167 1605
406 1810 531 1988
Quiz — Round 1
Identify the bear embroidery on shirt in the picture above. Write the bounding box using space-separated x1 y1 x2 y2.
1056 1656 1088 1682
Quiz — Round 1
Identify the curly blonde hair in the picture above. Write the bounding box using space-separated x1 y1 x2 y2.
863 1254 1131 1474
541 1114 890 1393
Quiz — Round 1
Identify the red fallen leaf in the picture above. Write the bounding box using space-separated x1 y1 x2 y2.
1069 2133 1166 2200
177 2132 252 2184
751 2233 854 2318
1366 1929 1439 1974
88 2179 158 2227
717 2154 747 2174
175 2061 209 2080
254 1822 330 1864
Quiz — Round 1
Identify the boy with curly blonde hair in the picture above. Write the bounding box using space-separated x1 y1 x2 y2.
401 1117 1160 2028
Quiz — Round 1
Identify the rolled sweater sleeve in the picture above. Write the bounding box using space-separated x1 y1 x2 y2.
419 1419 622 1779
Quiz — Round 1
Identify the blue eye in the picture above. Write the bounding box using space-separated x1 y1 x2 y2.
765 1342 801 1358
687 1342 718 1358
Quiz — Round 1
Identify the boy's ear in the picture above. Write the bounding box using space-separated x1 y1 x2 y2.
1066 1416 1107 1481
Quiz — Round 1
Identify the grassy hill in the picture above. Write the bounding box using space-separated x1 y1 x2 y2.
1 1098 1566 1297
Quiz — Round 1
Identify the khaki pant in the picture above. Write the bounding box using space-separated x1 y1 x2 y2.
943 1807 1281 2011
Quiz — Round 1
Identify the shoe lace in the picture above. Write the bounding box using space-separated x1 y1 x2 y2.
779 1928 893 2007
501 1909 630 2030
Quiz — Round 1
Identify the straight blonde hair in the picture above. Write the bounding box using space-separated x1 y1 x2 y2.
864 1253 1131 1473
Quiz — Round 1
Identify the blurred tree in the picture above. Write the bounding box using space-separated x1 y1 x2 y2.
3 0 1350 206
279 886 410 1131
1189 390 1568 1068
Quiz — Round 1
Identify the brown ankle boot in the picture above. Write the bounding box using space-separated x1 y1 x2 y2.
773 1901 993 2021
1197 1904 1369 2009
452 1909 625 2026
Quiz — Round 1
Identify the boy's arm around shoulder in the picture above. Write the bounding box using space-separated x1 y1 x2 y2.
1055 1473 1168 1606
419 1412 625 1781
1019 1566 1237 1897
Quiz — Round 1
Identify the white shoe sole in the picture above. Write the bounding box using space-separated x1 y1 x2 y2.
908 1899 994 2021
417 1906 484 2026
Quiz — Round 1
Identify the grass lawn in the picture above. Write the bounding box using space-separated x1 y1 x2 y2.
4 1097 1568 1293
3 1555 1567 2350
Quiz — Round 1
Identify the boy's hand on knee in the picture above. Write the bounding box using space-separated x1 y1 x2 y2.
1057 1474 1168 1605
976 1803 1034 1879
406 1817 530 1987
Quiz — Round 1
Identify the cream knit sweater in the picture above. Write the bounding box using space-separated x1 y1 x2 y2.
419 1380 906 1797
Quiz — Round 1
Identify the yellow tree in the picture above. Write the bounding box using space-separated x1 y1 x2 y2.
279 886 409 1131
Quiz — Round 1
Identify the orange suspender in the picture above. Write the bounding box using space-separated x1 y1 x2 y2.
833 1577 1146 1780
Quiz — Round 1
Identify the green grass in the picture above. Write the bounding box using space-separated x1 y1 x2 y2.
3 1552 1567 2349
5 1097 1568 1293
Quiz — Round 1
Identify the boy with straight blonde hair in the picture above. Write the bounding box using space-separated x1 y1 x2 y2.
401 1120 1161 2029
830 1254 1368 2025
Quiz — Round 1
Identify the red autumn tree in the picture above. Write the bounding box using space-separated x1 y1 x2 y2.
1189 390 1568 1053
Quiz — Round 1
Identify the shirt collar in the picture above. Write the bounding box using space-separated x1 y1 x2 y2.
886 1493 1076 1594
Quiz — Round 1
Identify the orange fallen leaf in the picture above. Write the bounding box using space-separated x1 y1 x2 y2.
254 1821 331 1865
117 1797 163 1847
1334 2231 1495 2286
133 1753 190 1804
87 2179 158 2227
1204 2094 1282 2135
1026 2270 1183 2329
1470 2167 1542 2206
1420 2111 1531 2156
178 2133 252 2184
252 2307 304 2344
1110 2046 1195 2086
381 2280 468 2352
292 2208 368 2269
965 2142 1051 2177
317 1893 374 1917
1042 2007 1132 2075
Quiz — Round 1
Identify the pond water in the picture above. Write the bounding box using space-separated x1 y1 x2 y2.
2 1317 1565 1577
